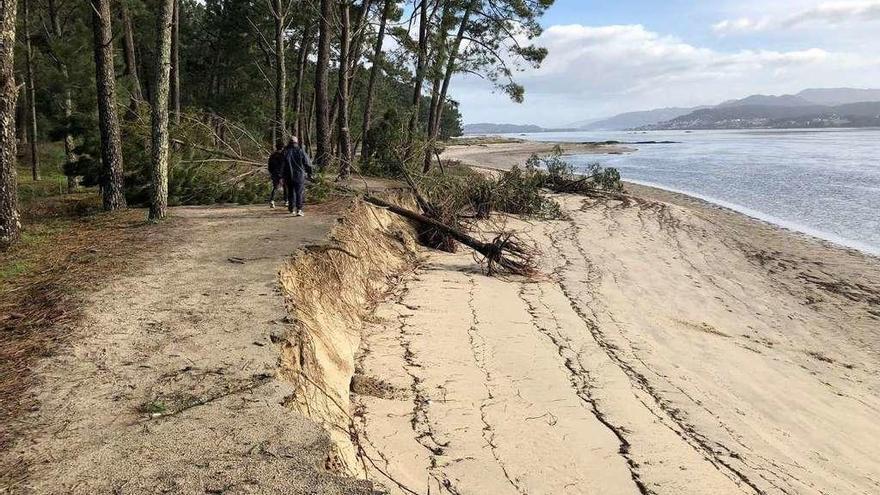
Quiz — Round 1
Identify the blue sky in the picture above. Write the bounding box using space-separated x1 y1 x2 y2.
451 0 880 126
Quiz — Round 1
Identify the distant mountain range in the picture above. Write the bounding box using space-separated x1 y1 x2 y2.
647 101 880 130
574 107 710 131
641 89 880 130
461 123 575 134
462 88 880 134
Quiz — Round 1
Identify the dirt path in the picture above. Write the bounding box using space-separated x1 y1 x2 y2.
5 203 375 494
354 194 880 494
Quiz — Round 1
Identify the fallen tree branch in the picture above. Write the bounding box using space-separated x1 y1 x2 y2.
364 195 536 276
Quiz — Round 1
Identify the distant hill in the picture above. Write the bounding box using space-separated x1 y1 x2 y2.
797 88 880 106
576 107 702 131
470 88 880 133
718 94 813 108
643 101 880 130
462 123 575 135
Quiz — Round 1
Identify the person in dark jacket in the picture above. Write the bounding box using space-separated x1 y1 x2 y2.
282 136 313 216
267 141 287 208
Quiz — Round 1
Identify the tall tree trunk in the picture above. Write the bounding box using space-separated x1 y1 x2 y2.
48 0 77 192
271 0 286 143
342 0 372 109
292 25 312 143
170 0 180 124
0 0 21 247
305 90 314 154
15 81 24 146
424 3 473 171
23 0 39 180
150 0 174 221
119 3 142 102
91 0 126 210
314 0 332 170
359 0 390 165
408 0 431 135
336 0 352 178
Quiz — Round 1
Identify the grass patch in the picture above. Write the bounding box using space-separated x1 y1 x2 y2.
0 260 31 281
138 400 169 416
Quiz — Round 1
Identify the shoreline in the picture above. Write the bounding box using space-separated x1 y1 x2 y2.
626 181 880 259
443 140 880 259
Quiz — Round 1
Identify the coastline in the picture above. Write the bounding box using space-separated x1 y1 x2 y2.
349 144 880 493
444 140 880 259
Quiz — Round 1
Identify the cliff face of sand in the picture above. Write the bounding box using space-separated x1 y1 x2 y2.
278 196 420 476
353 192 880 494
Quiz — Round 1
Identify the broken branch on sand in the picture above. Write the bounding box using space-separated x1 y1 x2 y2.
363 195 536 276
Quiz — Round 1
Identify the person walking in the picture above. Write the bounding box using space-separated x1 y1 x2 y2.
267 141 287 208
282 136 313 216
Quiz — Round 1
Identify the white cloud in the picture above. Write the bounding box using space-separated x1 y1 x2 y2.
450 23 880 126
713 0 880 34
713 17 771 35
784 0 880 25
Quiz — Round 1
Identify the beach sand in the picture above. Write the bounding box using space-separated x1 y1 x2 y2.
442 140 632 171
352 144 880 494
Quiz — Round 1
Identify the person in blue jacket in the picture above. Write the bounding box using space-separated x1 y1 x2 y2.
281 136 313 216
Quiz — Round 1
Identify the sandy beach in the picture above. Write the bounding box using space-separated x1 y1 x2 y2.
350 144 880 494
442 140 633 171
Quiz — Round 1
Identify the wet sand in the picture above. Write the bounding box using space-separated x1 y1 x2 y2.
352 145 880 494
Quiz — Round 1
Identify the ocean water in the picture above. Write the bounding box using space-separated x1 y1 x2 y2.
506 128 880 256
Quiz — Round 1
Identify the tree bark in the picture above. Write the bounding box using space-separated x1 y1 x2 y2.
408 0 431 135
359 0 390 166
292 25 312 143
424 2 473 171
170 0 180 124
91 0 126 210
314 0 332 170
15 81 24 146
0 0 21 247
271 0 286 143
336 0 352 178
150 0 175 221
47 0 77 192
119 2 142 102
342 0 372 112
23 0 39 180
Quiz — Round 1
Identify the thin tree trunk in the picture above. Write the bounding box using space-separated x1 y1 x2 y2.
305 90 315 154
23 0 39 180
150 0 175 221
292 25 312 142
15 81 24 146
342 0 372 109
271 0 286 143
91 0 126 210
314 0 332 170
0 0 21 247
336 0 352 178
119 3 142 102
359 0 390 166
48 0 77 192
170 0 180 124
408 0 431 135
424 2 473 171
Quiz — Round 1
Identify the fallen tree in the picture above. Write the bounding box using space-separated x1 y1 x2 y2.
363 195 536 276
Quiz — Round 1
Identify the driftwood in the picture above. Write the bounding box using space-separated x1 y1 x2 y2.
364 195 536 276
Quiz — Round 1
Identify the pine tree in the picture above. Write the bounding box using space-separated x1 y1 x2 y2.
149 0 175 221
0 0 20 247
91 0 126 210
314 0 332 170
